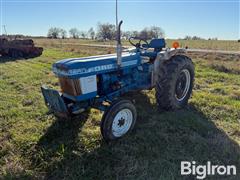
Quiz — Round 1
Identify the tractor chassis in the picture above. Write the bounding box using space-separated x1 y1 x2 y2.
41 76 151 119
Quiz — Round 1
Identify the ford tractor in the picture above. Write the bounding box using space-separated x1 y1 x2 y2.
41 21 194 141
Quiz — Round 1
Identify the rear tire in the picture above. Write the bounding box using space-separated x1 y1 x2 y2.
9 49 23 58
155 55 194 110
100 99 137 141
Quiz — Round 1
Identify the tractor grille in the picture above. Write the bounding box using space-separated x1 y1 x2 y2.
59 77 82 96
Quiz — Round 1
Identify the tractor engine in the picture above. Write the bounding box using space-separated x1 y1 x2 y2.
98 68 138 95
97 62 153 96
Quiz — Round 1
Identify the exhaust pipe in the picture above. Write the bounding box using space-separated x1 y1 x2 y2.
116 20 123 67
115 0 122 67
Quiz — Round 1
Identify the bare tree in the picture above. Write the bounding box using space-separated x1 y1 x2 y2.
122 31 132 40
139 26 165 40
139 28 149 40
97 23 115 40
79 31 87 39
132 31 139 38
149 26 165 38
192 36 203 40
184 35 204 40
69 28 80 39
47 27 61 39
184 35 192 40
59 29 67 39
88 27 95 40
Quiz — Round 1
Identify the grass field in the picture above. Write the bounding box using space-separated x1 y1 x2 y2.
34 38 240 51
0 43 240 179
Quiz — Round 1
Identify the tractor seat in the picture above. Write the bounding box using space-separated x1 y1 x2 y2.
148 38 166 50
141 38 166 59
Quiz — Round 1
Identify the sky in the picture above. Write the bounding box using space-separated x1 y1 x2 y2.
0 0 239 40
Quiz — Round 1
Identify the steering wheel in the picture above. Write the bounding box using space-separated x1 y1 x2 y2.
129 37 149 50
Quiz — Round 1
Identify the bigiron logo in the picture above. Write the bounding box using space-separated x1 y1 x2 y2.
181 161 237 179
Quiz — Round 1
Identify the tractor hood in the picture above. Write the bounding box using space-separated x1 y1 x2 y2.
53 52 141 78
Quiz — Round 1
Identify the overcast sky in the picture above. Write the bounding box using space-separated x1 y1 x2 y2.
0 0 239 40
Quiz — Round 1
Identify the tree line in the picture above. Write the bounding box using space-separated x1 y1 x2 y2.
183 35 218 41
47 23 165 40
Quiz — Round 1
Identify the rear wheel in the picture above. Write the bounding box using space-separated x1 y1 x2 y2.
100 99 137 141
155 55 194 110
9 49 23 58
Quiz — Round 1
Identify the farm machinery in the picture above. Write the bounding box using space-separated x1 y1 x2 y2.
41 21 194 141
0 37 43 58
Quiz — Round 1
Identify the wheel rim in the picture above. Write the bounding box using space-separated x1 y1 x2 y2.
175 69 191 101
112 108 133 137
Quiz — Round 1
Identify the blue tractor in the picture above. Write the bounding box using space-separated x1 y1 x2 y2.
41 21 194 141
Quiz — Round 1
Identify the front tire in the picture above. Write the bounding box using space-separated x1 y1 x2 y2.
155 55 194 110
100 99 137 141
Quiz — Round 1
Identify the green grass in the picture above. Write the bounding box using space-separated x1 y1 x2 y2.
0 46 240 179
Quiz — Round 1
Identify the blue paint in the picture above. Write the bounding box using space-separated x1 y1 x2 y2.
53 52 141 78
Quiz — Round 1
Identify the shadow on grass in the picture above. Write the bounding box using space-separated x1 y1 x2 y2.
0 56 20 63
31 92 240 180
0 55 39 63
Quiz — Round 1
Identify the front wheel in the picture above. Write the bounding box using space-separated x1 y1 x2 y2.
155 55 194 110
100 99 137 141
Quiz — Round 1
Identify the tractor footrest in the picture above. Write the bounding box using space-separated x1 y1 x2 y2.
41 86 69 118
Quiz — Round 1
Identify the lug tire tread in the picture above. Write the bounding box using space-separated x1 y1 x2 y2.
155 55 194 110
